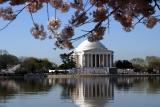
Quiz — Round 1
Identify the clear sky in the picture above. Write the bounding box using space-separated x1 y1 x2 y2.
0 5 160 64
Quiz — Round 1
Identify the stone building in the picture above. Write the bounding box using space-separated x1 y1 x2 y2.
72 40 114 73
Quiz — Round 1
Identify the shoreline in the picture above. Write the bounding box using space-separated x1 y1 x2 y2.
1 73 160 79
47 74 160 78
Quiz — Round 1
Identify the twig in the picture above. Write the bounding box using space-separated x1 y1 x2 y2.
83 0 89 8
29 12 36 25
76 18 93 27
154 0 160 10
70 32 90 41
71 3 94 26
46 3 50 21
55 8 57 19
133 16 145 27
107 15 110 34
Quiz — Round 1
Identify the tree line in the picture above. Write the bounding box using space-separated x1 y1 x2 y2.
115 56 160 73
0 50 76 74
1 51 160 74
0 54 19 70
0 53 56 74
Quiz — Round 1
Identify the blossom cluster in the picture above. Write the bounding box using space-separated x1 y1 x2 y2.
48 18 60 31
54 26 74 49
146 16 158 28
30 23 46 40
88 26 106 42
0 7 16 20
26 1 43 13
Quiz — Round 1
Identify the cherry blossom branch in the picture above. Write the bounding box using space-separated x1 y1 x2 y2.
154 0 160 10
133 16 145 27
0 4 29 31
29 12 36 25
70 7 119 42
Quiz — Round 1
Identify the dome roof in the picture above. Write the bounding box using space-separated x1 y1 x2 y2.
75 40 107 52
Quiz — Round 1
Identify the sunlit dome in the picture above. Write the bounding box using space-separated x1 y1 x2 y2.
75 40 107 52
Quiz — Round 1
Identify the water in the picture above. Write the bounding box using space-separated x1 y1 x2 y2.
0 77 160 107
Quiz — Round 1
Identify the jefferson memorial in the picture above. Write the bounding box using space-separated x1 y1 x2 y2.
72 40 114 73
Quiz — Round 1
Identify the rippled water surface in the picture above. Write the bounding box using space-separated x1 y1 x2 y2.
0 77 160 107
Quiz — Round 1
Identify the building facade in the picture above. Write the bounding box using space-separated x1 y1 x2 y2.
73 40 114 71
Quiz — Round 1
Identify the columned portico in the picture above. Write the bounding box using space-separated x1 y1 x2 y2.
82 53 113 68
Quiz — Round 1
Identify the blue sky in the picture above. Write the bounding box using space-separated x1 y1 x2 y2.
0 5 160 64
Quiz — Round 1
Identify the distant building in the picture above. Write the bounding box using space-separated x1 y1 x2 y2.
72 40 114 73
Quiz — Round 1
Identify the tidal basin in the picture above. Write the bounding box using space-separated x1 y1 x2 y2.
0 77 160 107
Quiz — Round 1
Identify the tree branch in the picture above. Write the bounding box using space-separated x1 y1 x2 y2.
154 0 160 10
0 4 30 31
29 12 36 25
70 7 119 42
133 16 145 27
46 3 50 21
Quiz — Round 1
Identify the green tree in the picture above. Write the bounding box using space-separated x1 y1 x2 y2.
40 58 56 71
17 57 55 74
19 58 38 73
59 51 76 69
130 56 160 73
130 58 146 72
115 60 133 69
131 58 146 66
122 60 133 69
0 54 19 70
132 64 146 73
145 56 160 73
115 60 123 69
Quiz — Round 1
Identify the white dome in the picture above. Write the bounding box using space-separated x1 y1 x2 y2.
75 40 107 52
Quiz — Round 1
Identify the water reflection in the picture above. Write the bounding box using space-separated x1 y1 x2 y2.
58 78 114 107
113 77 160 93
0 77 160 107
0 78 53 103
56 77 160 107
